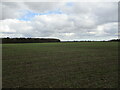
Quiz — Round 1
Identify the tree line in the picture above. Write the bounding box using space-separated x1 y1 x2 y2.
2 37 60 44
1 37 119 44
108 39 120 42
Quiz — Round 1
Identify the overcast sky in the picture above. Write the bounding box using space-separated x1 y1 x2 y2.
0 0 119 41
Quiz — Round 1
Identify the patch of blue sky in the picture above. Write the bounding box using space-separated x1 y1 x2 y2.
46 9 63 15
18 9 64 21
66 2 74 7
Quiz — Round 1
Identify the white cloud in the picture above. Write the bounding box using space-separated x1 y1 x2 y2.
2 0 120 2
0 2 118 41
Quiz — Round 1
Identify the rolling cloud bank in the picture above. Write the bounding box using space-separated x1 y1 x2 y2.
0 1 118 41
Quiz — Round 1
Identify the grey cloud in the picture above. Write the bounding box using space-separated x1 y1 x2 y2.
0 2 118 41
62 2 118 25
1 2 28 19
24 2 63 13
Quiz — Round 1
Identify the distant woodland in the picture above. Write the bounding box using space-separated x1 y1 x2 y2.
109 39 120 42
1 37 120 44
2 37 60 43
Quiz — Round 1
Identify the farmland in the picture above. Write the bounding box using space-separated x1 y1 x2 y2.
2 42 118 88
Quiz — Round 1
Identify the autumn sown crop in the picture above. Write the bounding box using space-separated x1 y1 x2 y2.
2 42 118 88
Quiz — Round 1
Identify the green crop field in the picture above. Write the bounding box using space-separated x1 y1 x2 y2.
2 42 118 88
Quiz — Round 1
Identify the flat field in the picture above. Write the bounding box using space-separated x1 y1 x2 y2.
2 42 118 88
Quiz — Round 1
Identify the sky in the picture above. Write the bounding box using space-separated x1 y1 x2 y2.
0 0 119 41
